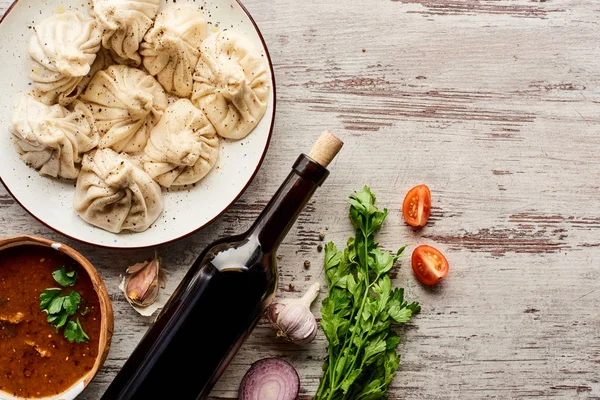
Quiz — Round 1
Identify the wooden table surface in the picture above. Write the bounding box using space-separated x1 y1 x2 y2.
2 0 600 398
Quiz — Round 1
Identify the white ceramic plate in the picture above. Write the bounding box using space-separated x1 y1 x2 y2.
0 0 275 249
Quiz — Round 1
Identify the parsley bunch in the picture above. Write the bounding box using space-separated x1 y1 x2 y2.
39 267 90 344
315 187 420 400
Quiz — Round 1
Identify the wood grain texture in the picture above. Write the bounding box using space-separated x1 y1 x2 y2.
2 0 600 398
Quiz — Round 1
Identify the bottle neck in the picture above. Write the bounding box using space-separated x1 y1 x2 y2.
248 154 329 253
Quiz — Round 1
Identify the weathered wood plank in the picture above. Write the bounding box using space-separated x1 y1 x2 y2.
1 0 600 398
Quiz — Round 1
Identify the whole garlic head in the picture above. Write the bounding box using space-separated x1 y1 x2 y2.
266 283 320 345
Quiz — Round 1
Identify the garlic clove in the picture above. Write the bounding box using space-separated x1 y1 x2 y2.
267 302 284 325
123 252 164 308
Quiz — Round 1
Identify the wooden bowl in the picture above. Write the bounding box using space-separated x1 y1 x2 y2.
0 235 114 400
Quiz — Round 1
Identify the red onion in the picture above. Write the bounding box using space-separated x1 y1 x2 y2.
238 358 300 400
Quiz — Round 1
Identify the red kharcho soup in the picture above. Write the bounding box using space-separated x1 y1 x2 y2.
0 245 101 398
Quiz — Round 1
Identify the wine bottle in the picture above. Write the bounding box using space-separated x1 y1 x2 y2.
102 131 343 400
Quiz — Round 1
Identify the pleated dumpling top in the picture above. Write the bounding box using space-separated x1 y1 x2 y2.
74 148 164 233
79 65 168 154
192 31 270 140
91 0 160 66
28 11 102 106
10 94 99 179
143 99 219 187
141 4 208 98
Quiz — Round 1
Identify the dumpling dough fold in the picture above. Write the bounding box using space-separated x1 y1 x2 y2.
79 65 168 154
10 95 99 179
68 48 116 105
191 31 270 140
91 0 160 66
143 99 219 187
28 11 102 106
75 148 163 233
141 4 207 98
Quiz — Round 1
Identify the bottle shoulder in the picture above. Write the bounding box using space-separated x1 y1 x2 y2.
202 235 271 273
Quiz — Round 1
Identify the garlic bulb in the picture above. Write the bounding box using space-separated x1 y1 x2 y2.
123 252 166 308
266 282 320 345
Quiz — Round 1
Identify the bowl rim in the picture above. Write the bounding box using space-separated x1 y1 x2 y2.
0 235 114 400
0 0 277 250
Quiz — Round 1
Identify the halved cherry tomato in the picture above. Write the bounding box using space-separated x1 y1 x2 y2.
412 245 449 285
402 185 431 227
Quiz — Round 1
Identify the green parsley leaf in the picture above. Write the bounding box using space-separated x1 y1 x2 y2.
315 187 419 400
386 334 401 350
48 312 68 331
39 271 89 344
62 291 81 315
64 318 89 344
47 314 59 324
388 304 413 324
348 186 388 235
371 248 394 276
39 289 61 310
47 296 65 315
340 368 362 393
363 334 387 365
52 266 78 287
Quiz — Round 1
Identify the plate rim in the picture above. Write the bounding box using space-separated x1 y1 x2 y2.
0 0 276 250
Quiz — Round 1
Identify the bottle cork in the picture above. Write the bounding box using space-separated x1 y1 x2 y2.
308 131 343 168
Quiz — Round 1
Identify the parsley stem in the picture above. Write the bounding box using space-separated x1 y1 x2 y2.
328 225 372 398
315 282 336 399
328 335 335 393
336 275 381 391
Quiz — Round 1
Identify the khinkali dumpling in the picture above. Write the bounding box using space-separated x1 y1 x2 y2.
143 99 219 187
141 4 208 98
91 0 160 66
28 11 102 106
79 65 168 153
73 47 116 97
191 31 270 140
74 148 163 233
10 95 99 179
